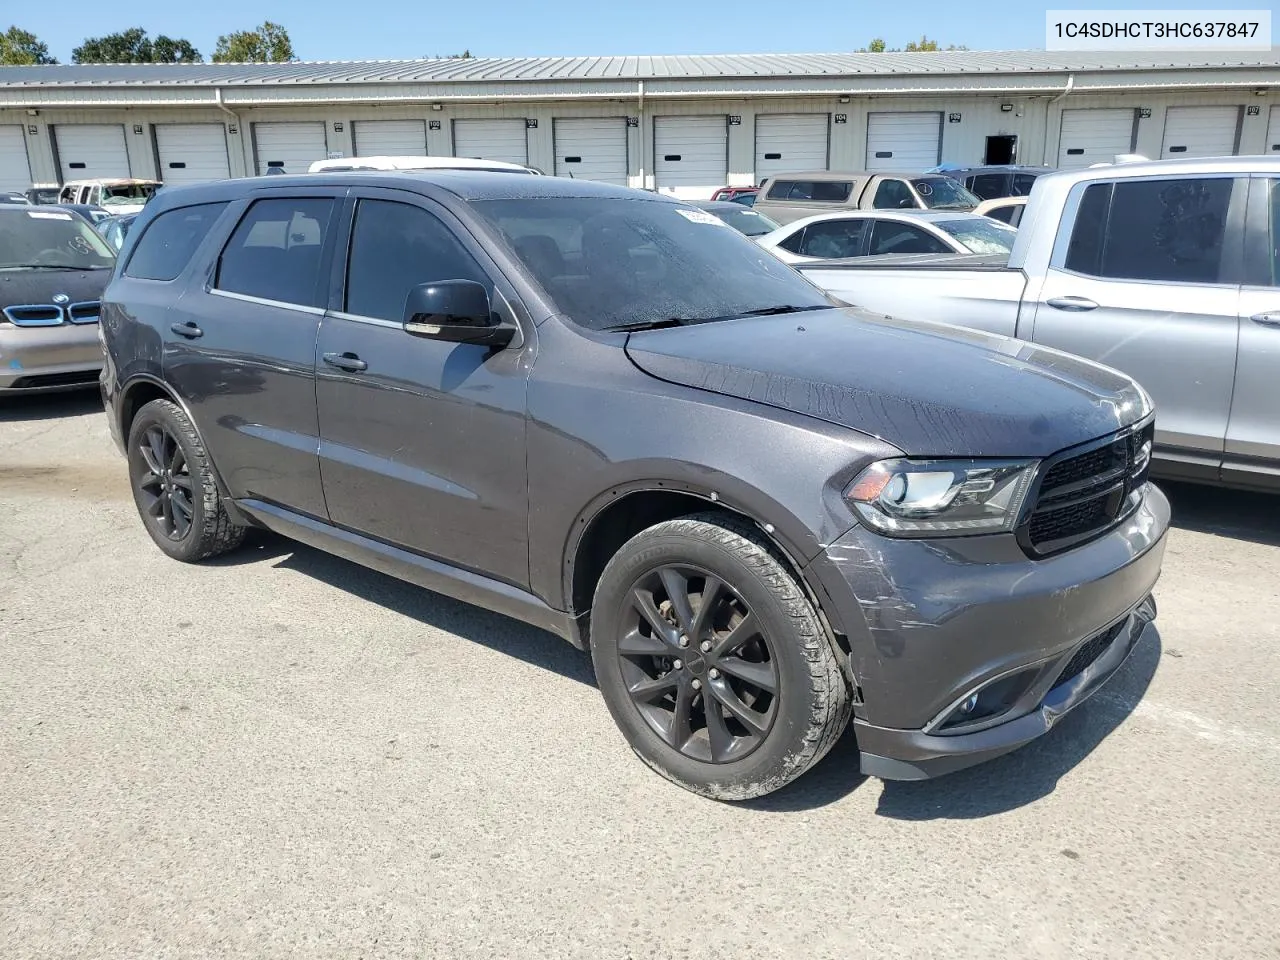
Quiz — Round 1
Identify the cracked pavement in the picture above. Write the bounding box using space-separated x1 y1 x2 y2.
2 392 1278 959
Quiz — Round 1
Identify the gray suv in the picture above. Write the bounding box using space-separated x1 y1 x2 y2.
100 173 1169 800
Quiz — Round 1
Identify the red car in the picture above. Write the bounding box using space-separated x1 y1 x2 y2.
709 186 759 205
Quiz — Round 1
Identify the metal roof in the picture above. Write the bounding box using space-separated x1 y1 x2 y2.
2 50 1279 87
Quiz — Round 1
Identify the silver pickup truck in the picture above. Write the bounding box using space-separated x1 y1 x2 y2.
798 156 1280 493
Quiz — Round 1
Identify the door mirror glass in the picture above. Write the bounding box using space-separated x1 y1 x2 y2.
403 280 511 346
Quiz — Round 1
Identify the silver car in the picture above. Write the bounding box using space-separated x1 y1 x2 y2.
0 205 115 393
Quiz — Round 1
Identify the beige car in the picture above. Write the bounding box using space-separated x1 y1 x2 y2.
974 195 1028 227
752 171 981 225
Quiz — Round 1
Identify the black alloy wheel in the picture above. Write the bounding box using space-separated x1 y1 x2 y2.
133 424 195 541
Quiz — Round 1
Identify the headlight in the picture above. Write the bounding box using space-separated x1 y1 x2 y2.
845 458 1038 537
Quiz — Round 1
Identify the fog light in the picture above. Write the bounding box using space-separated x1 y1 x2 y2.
959 694 979 715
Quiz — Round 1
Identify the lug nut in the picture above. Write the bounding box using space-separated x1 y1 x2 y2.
708 668 720 680
672 659 683 670
678 635 690 648
700 640 712 653
691 679 702 690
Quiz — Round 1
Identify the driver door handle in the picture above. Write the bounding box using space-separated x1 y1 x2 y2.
322 351 368 373
169 321 203 339
1249 311 1280 327
1047 296 1099 312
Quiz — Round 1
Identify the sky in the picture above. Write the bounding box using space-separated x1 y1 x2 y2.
11 0 1277 62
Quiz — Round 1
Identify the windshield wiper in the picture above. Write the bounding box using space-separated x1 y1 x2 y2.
1 263 110 270
732 304 832 318
606 318 696 332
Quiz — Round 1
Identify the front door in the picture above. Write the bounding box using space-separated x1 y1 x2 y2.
163 189 343 519
1026 174 1244 478
1227 176 1280 486
314 190 534 588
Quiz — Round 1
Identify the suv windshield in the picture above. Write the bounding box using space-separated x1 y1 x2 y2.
935 217 1018 255
710 206 779 236
102 183 159 206
911 177 980 210
473 197 833 331
0 210 116 270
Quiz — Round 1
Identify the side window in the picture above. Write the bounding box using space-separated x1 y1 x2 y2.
215 198 333 307
778 227 807 254
345 199 489 322
123 202 228 281
1012 174 1039 196
868 221 950 256
798 220 867 259
872 180 916 209
986 204 1016 225
767 180 798 200
1066 178 1232 283
970 174 1007 200
810 181 853 202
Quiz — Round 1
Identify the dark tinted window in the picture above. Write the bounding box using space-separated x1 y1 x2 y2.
778 227 807 253
1012 174 1039 196
124 203 225 281
766 180 851 202
798 219 867 258
986 203 1018 225
1065 178 1232 283
345 200 488 322
872 180 916 209
969 174 1009 200
868 221 950 255
475 197 832 331
215 198 333 306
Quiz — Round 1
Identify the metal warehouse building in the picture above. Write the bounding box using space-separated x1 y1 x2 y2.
2 50 1280 198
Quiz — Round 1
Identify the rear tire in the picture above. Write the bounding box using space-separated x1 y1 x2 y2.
126 398 246 563
590 512 851 800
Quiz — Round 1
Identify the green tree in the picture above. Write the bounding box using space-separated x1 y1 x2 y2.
212 22 295 63
72 28 201 63
0 25 56 64
864 38 886 53
860 35 967 52
448 50 474 59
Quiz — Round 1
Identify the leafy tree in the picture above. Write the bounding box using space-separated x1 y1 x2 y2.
865 38 886 53
0 25 56 64
860 35 967 52
72 28 201 63
212 22 295 63
449 50 474 59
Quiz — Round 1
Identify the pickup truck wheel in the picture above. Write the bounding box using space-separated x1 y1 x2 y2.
126 399 246 563
590 513 851 800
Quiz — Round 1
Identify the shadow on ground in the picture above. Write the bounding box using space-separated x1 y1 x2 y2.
1161 479 1280 548
0 389 102 423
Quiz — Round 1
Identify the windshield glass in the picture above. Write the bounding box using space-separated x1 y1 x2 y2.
912 177 980 210
935 217 1018 255
102 184 158 205
473 197 833 331
711 207 779 236
0 210 116 269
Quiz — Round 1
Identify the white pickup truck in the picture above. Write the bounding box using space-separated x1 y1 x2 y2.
798 155 1280 493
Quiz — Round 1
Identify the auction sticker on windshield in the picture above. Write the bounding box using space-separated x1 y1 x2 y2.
676 208 728 226
27 211 73 220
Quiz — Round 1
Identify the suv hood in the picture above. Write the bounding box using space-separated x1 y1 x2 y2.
624 308 1151 458
1 268 110 308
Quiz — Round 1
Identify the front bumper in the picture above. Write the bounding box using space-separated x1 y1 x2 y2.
810 483 1170 780
0 323 102 393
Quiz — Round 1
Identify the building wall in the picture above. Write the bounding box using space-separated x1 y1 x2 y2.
3 86 1277 189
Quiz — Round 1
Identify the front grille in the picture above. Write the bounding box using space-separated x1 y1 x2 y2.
67 301 101 324
1053 620 1126 689
1022 420 1154 557
1 302 101 327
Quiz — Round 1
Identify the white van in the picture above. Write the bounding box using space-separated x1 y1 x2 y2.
57 179 161 215
306 156 542 175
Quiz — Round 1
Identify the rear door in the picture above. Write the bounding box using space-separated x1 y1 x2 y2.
1228 176 1280 486
1026 174 1245 478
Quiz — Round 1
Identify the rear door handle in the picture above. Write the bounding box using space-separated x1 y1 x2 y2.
169 321 203 339
1249 311 1280 327
322 351 368 373
1046 296 1099 312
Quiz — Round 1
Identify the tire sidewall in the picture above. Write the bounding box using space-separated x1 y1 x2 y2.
126 401 209 562
591 527 825 798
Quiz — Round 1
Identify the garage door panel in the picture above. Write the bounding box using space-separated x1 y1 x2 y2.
756 114 828 179
0 125 32 193
1267 106 1280 155
865 113 941 172
655 116 727 200
54 124 130 181
1058 109 1135 170
1161 106 1241 159
354 120 427 157
253 122 328 176
155 124 230 185
453 119 528 166
554 118 627 185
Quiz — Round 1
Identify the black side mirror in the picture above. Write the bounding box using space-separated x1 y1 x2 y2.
403 280 513 346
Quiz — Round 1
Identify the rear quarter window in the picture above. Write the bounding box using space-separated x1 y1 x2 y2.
765 180 852 202
123 202 228 282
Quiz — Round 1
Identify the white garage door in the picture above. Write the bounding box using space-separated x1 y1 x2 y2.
54 124 130 180
354 119 427 157
1267 106 1280 155
1161 106 1241 159
553 118 628 185
1057 109 1136 169
755 114 829 180
0 125 32 193
865 113 941 172
253 121 328 176
453 119 528 165
654 116 727 199
154 124 230 185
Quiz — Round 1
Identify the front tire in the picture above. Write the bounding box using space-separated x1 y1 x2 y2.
590 513 851 800
126 398 246 563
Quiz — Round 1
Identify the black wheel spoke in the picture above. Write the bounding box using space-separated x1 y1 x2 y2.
658 567 695 636
628 673 679 702
704 696 735 762
140 490 164 518
618 629 670 657
711 612 759 659
139 431 164 476
629 589 677 648
708 680 769 736
146 429 168 477
170 474 193 491
168 445 185 475
690 575 727 640
718 656 778 694
667 680 694 750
